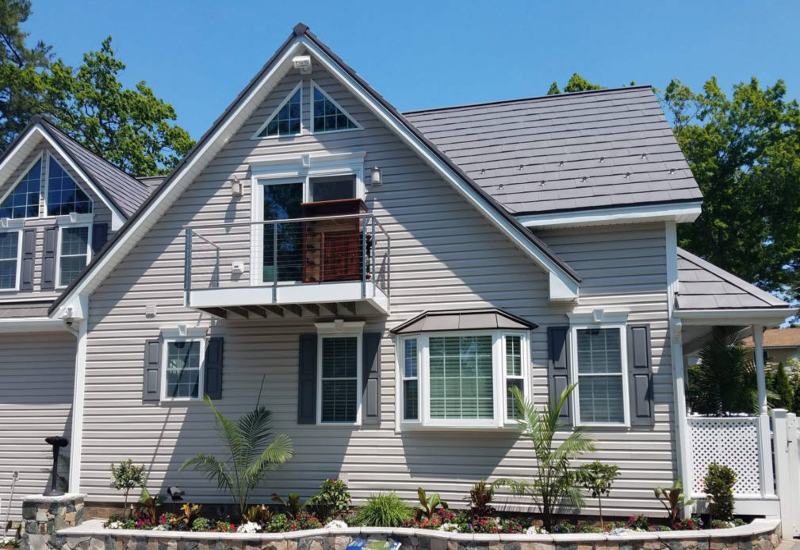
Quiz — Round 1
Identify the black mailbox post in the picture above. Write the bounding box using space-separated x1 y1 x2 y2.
44 436 69 496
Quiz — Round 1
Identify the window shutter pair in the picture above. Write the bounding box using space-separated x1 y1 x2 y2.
142 337 224 402
297 332 382 425
40 223 108 290
546 324 654 427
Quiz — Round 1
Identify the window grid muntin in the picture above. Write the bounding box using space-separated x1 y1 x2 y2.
259 86 302 138
58 225 90 287
320 336 359 423
165 340 202 399
0 231 20 289
0 158 41 219
46 156 93 216
574 327 627 425
402 338 419 421
312 85 358 133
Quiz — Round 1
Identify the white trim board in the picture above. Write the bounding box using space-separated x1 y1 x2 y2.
0 316 69 332
675 308 797 327
517 201 703 229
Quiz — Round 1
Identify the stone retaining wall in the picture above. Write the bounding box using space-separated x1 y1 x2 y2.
20 494 85 550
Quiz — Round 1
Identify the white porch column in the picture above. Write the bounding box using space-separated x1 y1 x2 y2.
753 324 775 497
670 319 695 513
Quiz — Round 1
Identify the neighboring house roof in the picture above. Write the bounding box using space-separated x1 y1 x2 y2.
405 87 702 216
391 308 538 334
37 117 153 217
676 247 788 310
50 23 586 317
742 327 800 350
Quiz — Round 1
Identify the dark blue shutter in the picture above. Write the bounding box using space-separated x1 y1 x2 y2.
143 339 161 402
362 332 381 426
41 226 56 290
204 337 224 400
298 334 317 424
627 325 654 427
21 229 35 291
91 223 109 256
547 326 572 424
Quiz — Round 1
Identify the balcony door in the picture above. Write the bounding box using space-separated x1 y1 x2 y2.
262 181 303 283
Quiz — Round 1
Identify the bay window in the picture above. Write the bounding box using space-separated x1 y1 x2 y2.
398 331 529 428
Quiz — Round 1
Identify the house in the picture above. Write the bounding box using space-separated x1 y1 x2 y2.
0 24 795 523
743 328 800 367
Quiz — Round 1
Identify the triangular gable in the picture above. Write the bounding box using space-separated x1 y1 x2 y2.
311 81 360 133
253 82 303 138
49 23 580 320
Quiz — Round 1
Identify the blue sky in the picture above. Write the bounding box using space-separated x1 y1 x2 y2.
26 0 800 139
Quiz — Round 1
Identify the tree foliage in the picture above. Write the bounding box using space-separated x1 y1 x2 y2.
0 0 50 147
547 73 603 95
687 333 758 416
664 77 800 302
769 362 793 410
0 0 193 174
494 385 595 531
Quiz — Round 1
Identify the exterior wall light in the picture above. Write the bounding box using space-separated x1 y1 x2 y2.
231 174 243 197
370 166 382 186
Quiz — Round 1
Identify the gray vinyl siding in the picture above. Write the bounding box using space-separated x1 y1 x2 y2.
0 332 75 521
80 53 674 517
0 142 114 302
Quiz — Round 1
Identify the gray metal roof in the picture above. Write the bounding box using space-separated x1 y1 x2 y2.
391 308 538 334
39 118 153 217
676 247 787 310
405 87 702 215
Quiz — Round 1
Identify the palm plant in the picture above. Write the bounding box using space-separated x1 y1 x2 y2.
687 334 758 416
494 385 594 531
180 396 294 519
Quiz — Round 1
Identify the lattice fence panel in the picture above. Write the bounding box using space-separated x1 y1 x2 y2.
688 416 761 495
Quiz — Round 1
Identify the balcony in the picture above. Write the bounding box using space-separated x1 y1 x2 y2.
183 209 390 319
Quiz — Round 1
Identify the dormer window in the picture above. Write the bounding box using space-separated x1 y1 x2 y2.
0 158 41 219
312 82 360 133
256 83 302 138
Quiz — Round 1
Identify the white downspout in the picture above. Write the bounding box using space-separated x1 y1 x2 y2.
666 222 694 512
68 319 88 493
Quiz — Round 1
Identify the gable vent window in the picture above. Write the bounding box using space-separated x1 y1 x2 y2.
312 83 359 133
0 158 41 219
0 231 20 290
46 157 93 216
257 84 302 138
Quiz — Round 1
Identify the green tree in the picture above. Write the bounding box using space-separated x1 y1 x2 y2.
664 77 800 303
769 362 793 409
0 0 51 148
110 459 147 520
547 73 603 95
576 461 619 530
494 385 595 531
43 37 193 175
687 334 758 415
180 396 294 519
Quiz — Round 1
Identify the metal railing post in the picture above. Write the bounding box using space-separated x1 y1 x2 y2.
183 228 192 307
272 222 278 303
370 216 376 297
361 217 368 299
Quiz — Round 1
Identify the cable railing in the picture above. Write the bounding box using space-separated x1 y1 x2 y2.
183 213 390 306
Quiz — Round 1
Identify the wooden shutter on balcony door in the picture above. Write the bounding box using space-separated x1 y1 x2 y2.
547 326 572 424
298 333 317 424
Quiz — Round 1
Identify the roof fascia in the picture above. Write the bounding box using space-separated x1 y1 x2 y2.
298 35 579 301
518 201 702 229
675 307 798 327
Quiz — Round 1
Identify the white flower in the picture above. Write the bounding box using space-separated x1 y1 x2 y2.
107 521 124 529
152 525 167 531
609 527 631 536
325 520 348 529
526 526 547 535
439 523 459 533
237 522 262 534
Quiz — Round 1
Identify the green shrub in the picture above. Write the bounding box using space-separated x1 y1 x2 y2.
307 479 351 519
468 480 494 517
354 493 412 527
110 459 147 519
576 461 619 529
703 463 736 521
191 517 211 531
414 487 447 520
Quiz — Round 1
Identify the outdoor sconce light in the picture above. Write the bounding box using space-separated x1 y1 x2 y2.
231 174 243 197
44 435 69 496
370 166 382 186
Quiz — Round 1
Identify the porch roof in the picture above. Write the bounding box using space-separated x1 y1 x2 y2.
675 247 795 325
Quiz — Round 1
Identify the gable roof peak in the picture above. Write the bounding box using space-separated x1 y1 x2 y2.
293 23 310 36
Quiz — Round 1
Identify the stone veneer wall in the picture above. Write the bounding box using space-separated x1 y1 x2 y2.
21 495 782 550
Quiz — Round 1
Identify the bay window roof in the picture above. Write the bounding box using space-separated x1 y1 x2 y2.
391 308 537 334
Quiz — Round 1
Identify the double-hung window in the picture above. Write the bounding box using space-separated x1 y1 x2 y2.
57 225 91 287
571 325 629 427
317 322 363 425
399 331 529 428
161 338 205 401
0 230 21 290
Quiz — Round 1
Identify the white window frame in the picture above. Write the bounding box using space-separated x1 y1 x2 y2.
55 221 92 289
400 337 420 424
397 330 530 429
44 153 94 218
160 336 206 403
569 323 630 428
503 333 527 423
0 154 44 220
309 80 362 134
0 228 23 292
249 152 367 286
316 321 364 426
251 81 305 140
